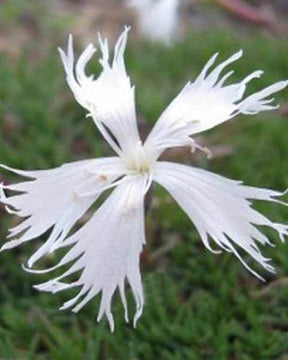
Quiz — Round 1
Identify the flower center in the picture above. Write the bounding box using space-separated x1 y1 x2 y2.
125 141 151 174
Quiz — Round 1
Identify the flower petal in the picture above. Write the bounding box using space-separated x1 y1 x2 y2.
153 161 288 280
32 175 146 332
0 157 126 267
59 27 141 157
145 52 287 159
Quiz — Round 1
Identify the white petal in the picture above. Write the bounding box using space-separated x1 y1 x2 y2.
0 157 126 267
237 80 288 114
32 175 146 332
153 162 288 280
145 52 287 160
58 27 141 157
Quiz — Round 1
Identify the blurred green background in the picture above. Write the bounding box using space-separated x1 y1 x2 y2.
1 0 288 359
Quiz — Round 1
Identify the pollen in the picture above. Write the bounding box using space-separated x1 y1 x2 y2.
99 174 108 181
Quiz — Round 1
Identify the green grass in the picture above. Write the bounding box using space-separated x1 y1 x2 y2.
1 17 288 360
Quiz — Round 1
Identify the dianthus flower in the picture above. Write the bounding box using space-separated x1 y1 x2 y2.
1 28 287 331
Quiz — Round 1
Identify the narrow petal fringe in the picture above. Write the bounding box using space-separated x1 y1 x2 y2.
154 161 288 280
145 51 287 160
29 176 146 332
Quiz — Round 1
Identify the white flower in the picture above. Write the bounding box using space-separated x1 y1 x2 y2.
127 0 179 44
1 27 288 332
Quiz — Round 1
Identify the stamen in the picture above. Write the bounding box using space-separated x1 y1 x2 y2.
88 114 123 158
144 171 153 194
125 141 151 174
189 138 213 159
74 177 126 198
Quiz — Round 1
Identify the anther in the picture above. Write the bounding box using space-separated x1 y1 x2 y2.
189 139 213 159
99 174 108 181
